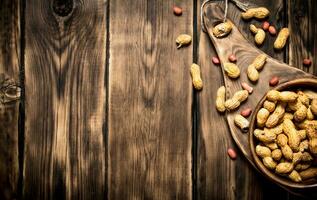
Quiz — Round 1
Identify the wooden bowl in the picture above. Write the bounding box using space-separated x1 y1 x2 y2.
249 78 317 188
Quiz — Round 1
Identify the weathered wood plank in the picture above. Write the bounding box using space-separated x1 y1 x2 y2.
288 0 317 75
108 0 193 199
197 0 288 199
0 0 20 199
23 0 107 199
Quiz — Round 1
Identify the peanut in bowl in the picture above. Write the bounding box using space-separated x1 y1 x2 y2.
249 78 317 188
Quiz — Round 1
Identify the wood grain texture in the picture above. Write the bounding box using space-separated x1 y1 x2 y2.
288 0 317 75
197 0 288 199
108 0 193 199
23 0 107 199
0 0 20 199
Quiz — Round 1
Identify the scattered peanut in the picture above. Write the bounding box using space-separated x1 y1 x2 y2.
241 82 253 94
241 7 270 20
190 64 203 90
255 29 266 46
269 76 279 87
225 90 248 111
247 65 259 82
303 58 312 67
212 56 220 65
228 54 237 62
274 28 290 50
241 108 252 117
173 6 182 16
247 54 267 82
224 62 240 78
262 21 270 31
227 148 237 160
234 114 250 132
216 86 226 113
212 21 233 38
268 26 276 35
176 34 192 49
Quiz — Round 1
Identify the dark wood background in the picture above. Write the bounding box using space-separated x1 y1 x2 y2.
0 0 316 199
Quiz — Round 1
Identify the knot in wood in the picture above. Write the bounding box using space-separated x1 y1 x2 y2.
53 0 73 17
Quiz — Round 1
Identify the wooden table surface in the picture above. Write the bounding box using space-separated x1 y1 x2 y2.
0 0 316 199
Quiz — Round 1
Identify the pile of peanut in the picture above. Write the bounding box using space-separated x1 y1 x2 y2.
254 89 317 182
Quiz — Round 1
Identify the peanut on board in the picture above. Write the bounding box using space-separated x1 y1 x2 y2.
288 170 302 182
299 167 317 180
190 64 203 90
275 162 294 174
254 129 276 143
257 108 270 127
247 54 267 82
224 62 240 78
256 145 271 158
241 7 270 20
247 65 259 82
274 28 290 50
265 103 285 128
234 114 250 132
283 119 301 152
263 100 276 113
225 90 248 111
176 34 192 49
263 157 277 170
212 21 232 38
253 54 267 70
216 86 226 112
249 24 265 45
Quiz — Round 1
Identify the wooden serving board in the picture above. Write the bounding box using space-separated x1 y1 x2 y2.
202 1 317 196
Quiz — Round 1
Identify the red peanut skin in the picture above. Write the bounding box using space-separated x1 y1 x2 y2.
228 148 237 160
269 76 279 86
173 6 182 16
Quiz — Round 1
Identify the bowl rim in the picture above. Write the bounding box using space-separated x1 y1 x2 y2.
249 78 317 188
